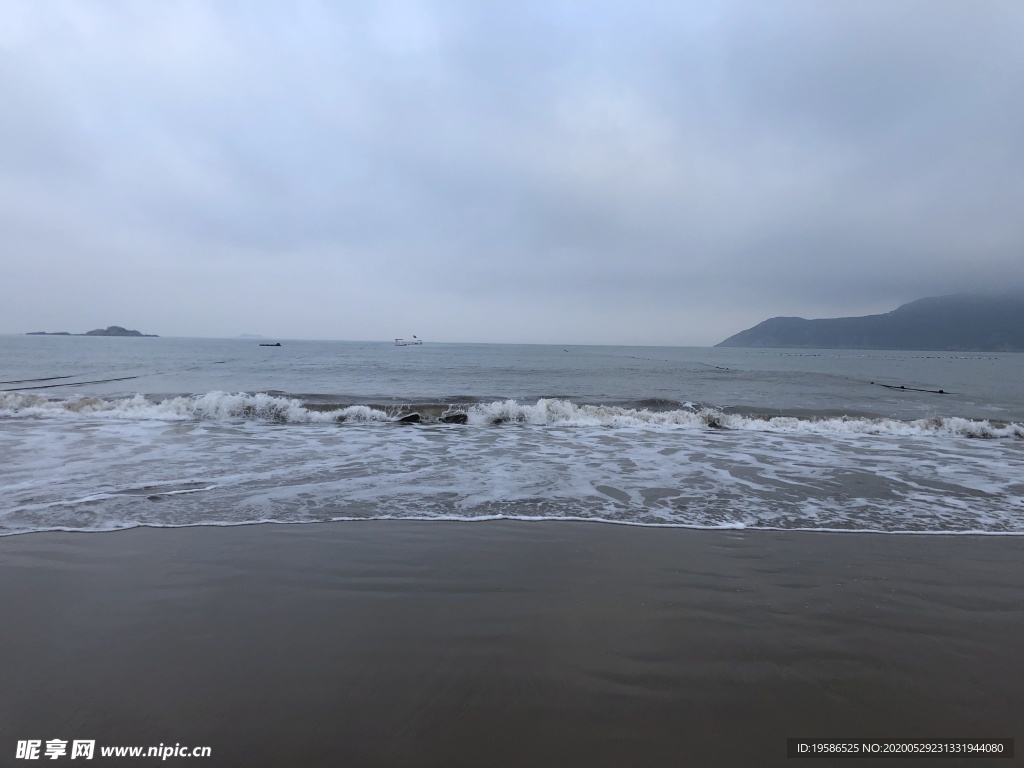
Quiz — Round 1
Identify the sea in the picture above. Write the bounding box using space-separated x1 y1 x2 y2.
2 335 1022 537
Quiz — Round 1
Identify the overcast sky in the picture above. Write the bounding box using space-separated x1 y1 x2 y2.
2 1 1022 344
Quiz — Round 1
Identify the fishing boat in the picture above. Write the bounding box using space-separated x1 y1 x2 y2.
394 336 423 346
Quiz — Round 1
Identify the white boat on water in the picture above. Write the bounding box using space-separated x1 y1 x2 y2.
394 335 423 346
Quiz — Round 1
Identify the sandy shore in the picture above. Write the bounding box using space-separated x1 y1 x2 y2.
1 522 1021 766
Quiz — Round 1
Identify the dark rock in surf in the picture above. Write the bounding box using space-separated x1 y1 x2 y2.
396 413 421 424
703 412 729 429
441 413 468 424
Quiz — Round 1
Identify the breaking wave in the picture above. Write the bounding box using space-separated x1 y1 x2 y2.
2 391 1022 438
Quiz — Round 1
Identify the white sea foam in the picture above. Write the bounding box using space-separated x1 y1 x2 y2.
0 392 391 424
3 392 1022 438
462 399 1024 437
3 409 1023 537
4 515 1023 540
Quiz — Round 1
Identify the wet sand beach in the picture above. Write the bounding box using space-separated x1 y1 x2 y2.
1 522 1021 767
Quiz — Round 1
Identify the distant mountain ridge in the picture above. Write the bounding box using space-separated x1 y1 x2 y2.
716 294 1024 352
27 325 158 337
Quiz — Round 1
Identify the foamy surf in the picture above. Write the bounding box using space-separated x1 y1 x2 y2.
2 392 1022 439
3 407 1023 536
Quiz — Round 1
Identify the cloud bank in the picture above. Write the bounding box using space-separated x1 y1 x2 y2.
2 1 1022 344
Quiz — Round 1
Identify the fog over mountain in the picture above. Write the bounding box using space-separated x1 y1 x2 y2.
717 294 1024 352
2 2 1023 344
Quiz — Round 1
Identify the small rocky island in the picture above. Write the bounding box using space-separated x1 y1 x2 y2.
27 325 159 337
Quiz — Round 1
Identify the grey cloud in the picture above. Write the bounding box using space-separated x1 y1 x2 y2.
1 0 1022 344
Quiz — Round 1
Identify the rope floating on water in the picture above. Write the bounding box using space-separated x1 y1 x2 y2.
871 382 949 394
0 375 141 392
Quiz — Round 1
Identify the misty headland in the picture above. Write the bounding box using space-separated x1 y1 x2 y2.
717 294 1024 352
